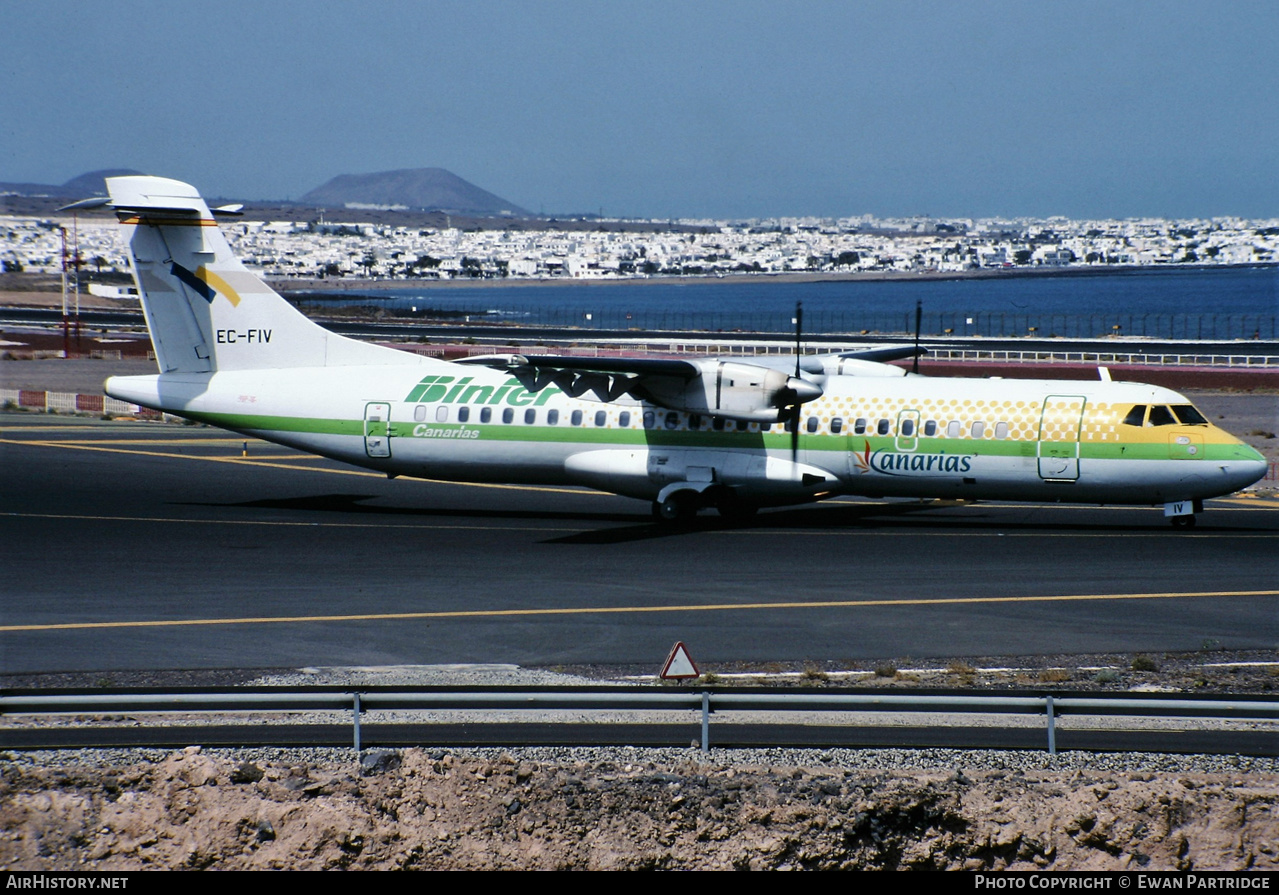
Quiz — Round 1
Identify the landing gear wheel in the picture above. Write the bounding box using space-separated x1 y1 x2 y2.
1170 515 1196 529
653 492 698 526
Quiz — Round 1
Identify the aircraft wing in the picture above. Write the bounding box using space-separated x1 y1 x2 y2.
457 353 821 423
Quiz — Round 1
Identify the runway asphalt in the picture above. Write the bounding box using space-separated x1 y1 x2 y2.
2 411 1277 677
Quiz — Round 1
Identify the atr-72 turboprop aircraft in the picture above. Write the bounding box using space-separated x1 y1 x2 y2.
75 176 1266 527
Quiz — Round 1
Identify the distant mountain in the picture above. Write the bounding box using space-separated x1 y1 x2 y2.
0 169 144 198
61 169 145 196
1 167 530 219
300 168 528 217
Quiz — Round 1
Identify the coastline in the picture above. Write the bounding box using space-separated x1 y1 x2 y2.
1 262 1273 305
271 261 1278 295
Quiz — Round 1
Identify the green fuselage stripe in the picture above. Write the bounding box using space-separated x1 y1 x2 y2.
188 409 1251 463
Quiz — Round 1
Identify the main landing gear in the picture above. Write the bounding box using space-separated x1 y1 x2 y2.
652 487 759 527
653 491 698 526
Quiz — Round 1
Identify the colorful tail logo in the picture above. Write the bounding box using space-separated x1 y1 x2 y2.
170 262 242 307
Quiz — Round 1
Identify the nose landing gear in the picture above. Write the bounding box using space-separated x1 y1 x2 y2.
1165 498 1203 529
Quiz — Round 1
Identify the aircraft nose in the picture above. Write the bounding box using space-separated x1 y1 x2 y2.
1223 455 1269 492
1245 458 1269 487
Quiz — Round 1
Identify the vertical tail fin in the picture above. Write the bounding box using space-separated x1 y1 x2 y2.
105 175 414 372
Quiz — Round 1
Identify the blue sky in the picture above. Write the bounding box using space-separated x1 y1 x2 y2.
4 1 1277 220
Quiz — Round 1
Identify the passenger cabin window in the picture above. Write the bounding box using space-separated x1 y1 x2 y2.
971 421 985 438
1122 405 1147 427
806 416 819 433
414 405 427 422
619 411 631 427
594 410 607 427
572 410 584 426
923 420 937 437
947 420 961 438
547 409 559 425
664 411 679 429
1148 405 1177 427
831 417 843 434
480 407 492 423
643 411 655 429
876 419 890 436
900 419 915 437
435 406 448 422
525 409 537 424
689 414 702 429
502 408 514 424
995 422 1009 439
457 406 470 423
854 418 868 435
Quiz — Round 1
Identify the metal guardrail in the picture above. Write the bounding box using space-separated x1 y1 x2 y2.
3 687 1276 756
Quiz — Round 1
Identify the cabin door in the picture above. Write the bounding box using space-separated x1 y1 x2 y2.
1037 395 1086 481
364 402 392 458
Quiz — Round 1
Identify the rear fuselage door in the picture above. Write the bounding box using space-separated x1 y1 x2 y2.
364 402 392 458
1037 395 1086 481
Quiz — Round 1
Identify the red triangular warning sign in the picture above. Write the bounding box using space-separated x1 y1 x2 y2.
660 641 700 680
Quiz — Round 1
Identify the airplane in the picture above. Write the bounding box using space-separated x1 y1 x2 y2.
69 176 1268 528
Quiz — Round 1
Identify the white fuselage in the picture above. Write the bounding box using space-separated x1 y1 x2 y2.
106 359 1268 510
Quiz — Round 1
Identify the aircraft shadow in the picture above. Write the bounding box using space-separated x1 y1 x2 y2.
178 493 643 525
178 493 1246 547
541 500 955 544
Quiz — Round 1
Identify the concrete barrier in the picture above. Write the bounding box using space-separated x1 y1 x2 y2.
1 387 179 422
17 389 46 409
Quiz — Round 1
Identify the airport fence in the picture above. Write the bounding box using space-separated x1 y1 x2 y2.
309 300 1279 342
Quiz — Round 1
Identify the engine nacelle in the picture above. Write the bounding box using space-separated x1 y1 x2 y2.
817 356 908 378
638 360 821 423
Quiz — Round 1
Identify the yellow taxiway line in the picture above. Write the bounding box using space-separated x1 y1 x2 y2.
0 437 598 495
1 510 575 533
4 589 1277 634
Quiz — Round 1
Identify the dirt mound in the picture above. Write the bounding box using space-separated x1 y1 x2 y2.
3 748 1275 870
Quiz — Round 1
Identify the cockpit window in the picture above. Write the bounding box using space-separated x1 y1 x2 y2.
1122 405 1147 426
1171 404 1208 425
1147 405 1177 427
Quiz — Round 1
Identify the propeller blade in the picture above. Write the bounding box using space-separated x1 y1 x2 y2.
913 300 922 375
793 301 803 379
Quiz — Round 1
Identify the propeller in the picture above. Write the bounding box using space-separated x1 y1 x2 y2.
788 302 805 460
912 299 922 374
